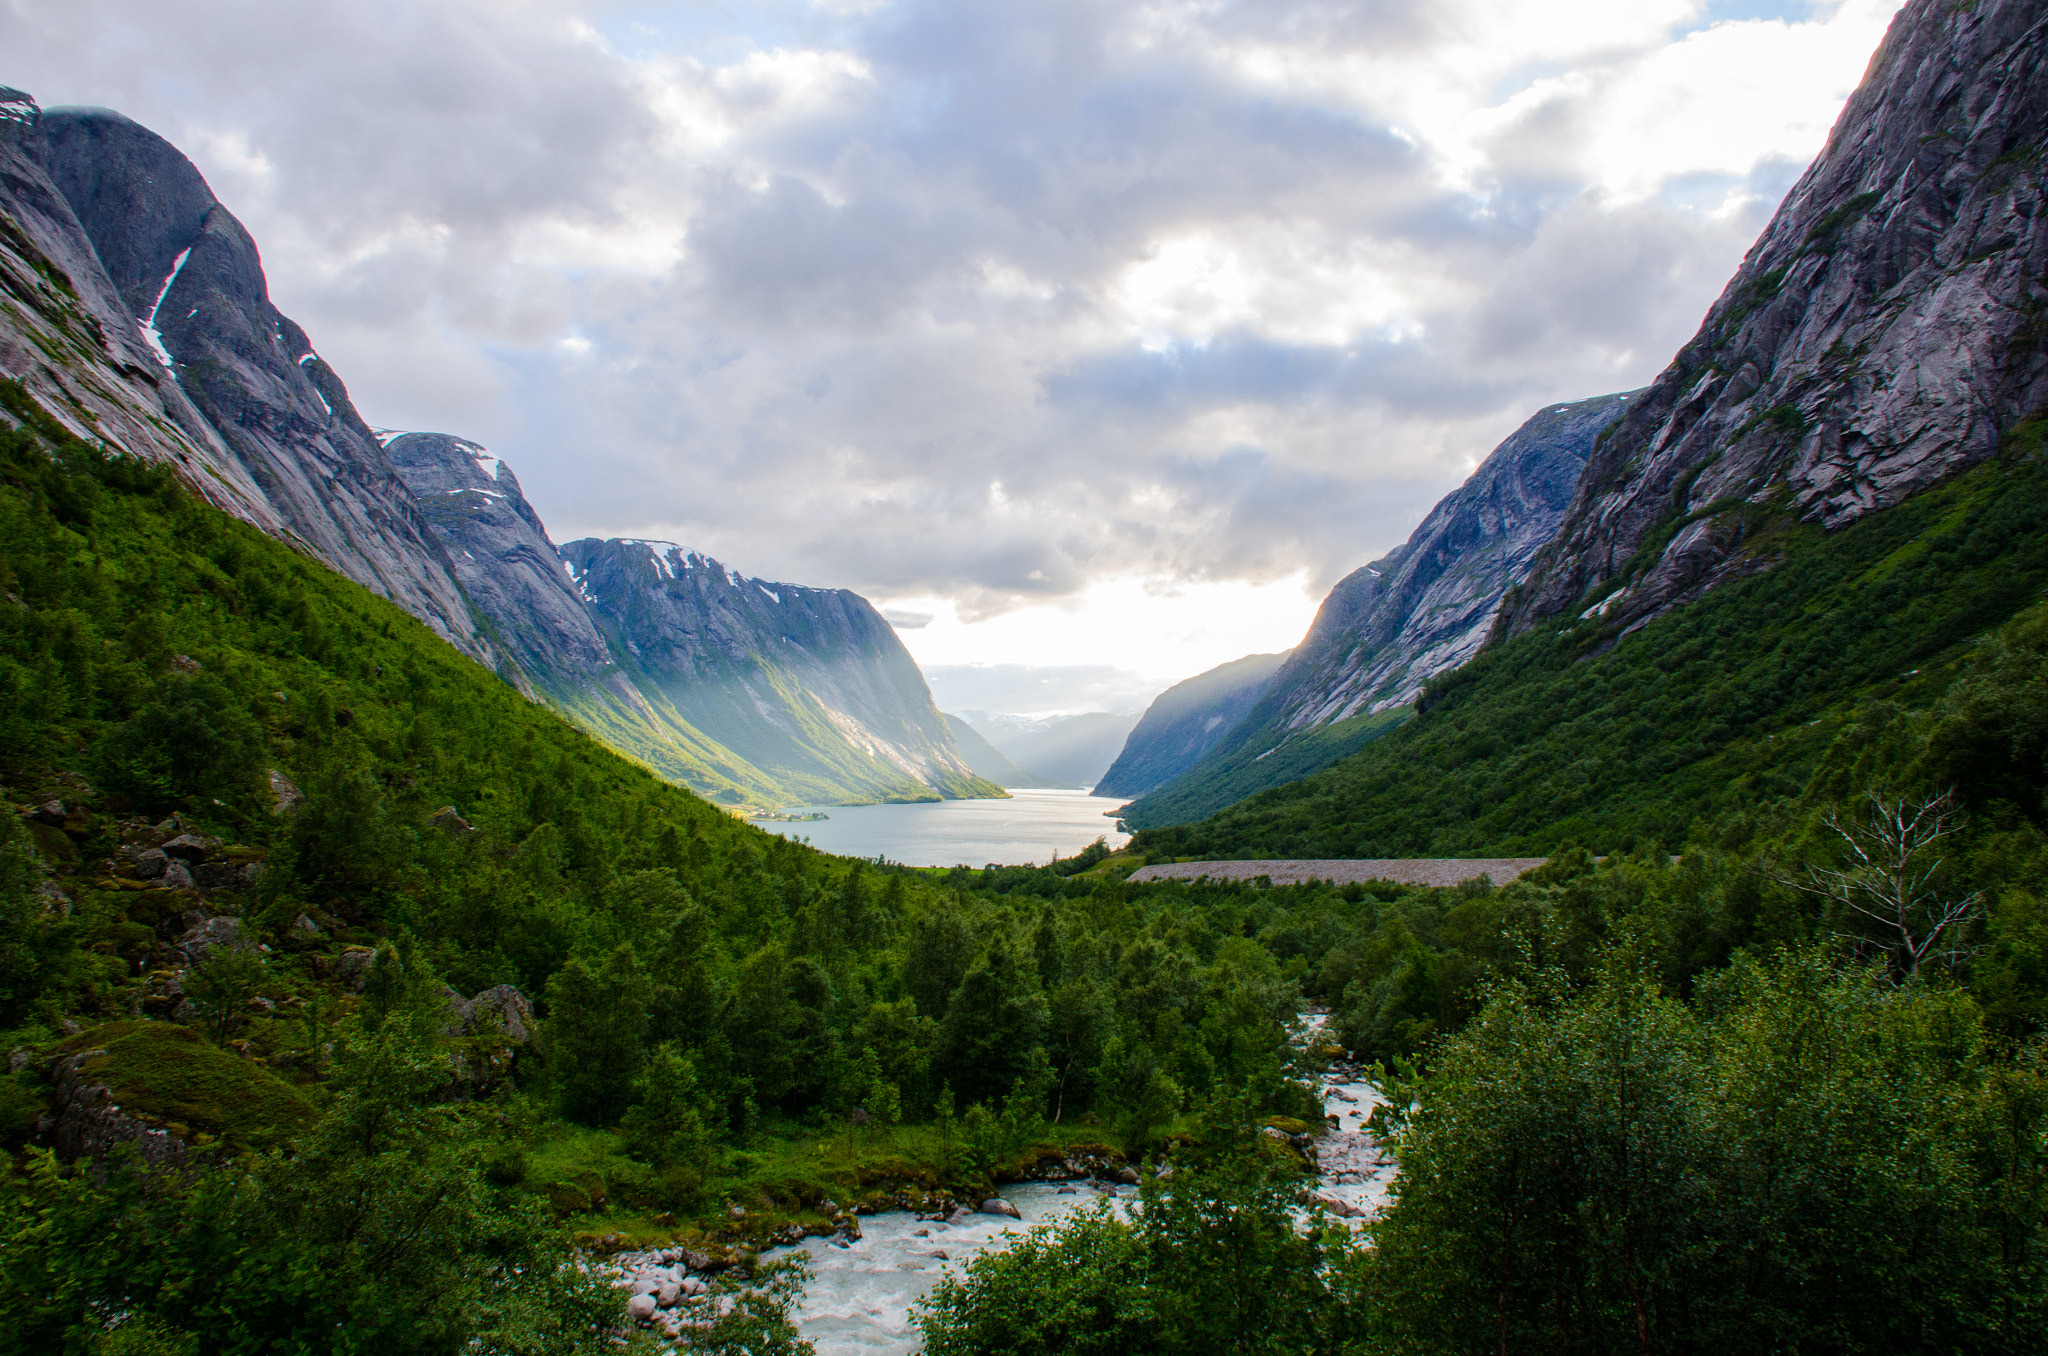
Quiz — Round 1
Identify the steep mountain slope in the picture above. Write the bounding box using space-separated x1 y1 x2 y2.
24 102 489 663
0 89 997 812
979 711 1141 789
560 539 1001 806
1133 0 2048 861
1094 651 1289 799
1123 390 1635 829
1500 0 2048 641
944 714 1076 788
1132 452 2048 860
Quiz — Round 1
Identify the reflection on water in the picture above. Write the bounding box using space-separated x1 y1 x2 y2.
757 788 1130 868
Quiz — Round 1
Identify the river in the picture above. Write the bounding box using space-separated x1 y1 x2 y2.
755 788 1130 867
756 1014 1393 1354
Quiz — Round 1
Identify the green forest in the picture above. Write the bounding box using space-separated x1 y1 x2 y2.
2 396 2047 1353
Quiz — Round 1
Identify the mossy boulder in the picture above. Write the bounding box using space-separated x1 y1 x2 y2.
59 1021 314 1152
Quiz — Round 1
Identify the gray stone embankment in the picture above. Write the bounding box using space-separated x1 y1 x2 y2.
1128 858 1546 888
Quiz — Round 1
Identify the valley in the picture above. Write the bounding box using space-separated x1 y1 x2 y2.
3 0 2048 1352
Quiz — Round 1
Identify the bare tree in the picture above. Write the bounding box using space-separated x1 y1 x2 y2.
1795 788 1984 981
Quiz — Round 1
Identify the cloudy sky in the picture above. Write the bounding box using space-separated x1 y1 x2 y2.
6 0 1901 714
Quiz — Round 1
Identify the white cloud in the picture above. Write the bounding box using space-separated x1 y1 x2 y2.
0 0 1907 713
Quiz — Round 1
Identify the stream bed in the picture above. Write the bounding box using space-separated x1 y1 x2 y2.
764 1063 1395 1353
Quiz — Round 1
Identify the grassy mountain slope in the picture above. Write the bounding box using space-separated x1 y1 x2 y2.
1117 705 1409 830
1133 441 2048 860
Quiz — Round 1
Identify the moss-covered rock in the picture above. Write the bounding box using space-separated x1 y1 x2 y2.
57 1020 314 1152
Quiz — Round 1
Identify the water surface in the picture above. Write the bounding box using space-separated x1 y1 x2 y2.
757 788 1129 867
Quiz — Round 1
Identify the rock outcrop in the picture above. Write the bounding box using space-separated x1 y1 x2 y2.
1095 651 1290 799
381 431 609 688
1121 391 1634 827
1500 0 2048 639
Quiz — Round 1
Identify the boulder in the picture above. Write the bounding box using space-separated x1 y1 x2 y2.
656 1281 681 1308
176 915 241 964
1115 1167 1140 1185
28 798 65 826
679 1248 713 1272
429 805 475 834
160 834 215 862
979 1197 1020 1219
195 860 260 892
131 848 169 880
336 947 376 991
287 914 323 943
627 1293 657 1322
159 860 196 892
47 1048 191 1169
267 769 305 816
459 984 534 1042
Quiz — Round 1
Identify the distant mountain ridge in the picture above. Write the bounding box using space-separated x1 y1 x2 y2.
1095 651 1288 799
1123 391 1636 829
944 715 1077 789
971 710 1142 789
0 91 996 809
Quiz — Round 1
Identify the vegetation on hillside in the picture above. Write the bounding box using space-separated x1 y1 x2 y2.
3 392 2047 1352
0 408 1321 1350
1133 450 2048 860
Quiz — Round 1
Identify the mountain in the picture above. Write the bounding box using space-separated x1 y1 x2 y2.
944 714 1078 788
975 711 1142 789
0 94 489 665
0 91 997 810
560 539 999 806
1094 651 1289 799
1498 0 2048 641
1132 0 2048 862
1122 390 1636 829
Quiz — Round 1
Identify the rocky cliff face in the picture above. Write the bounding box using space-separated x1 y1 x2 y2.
1095 651 1289 799
381 431 608 687
1501 0 2048 640
560 540 1000 805
1120 391 1634 828
0 89 996 810
16 102 489 662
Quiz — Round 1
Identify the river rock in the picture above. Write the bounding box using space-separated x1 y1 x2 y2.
1115 1167 1140 1185
979 1197 1020 1218
627 1293 657 1322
